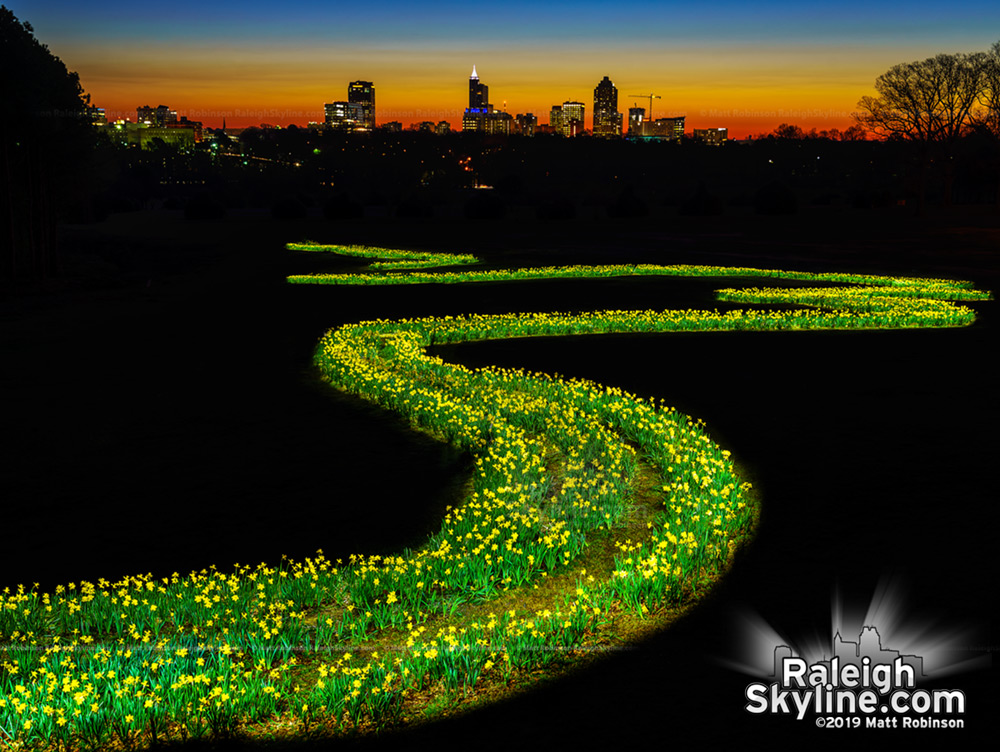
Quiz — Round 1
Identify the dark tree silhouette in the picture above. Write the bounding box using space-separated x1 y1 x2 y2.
772 123 805 140
978 42 1000 136
854 49 995 210
975 43 1000 206
1 5 94 280
840 123 868 141
854 52 989 143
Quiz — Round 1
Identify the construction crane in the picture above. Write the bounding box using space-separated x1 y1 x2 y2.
627 93 661 122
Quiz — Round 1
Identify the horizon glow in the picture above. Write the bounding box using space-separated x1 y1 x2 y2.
7 1 1000 137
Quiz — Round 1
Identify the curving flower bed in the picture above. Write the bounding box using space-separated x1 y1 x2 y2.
0 245 990 749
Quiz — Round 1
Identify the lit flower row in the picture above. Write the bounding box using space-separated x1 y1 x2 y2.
287 242 479 271
2 251 990 749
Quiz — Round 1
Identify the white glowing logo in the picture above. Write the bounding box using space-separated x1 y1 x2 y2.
724 575 988 681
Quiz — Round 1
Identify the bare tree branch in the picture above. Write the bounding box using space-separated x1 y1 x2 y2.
854 52 990 142
972 41 1000 134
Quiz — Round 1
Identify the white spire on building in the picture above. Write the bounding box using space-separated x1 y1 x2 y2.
471 65 478 79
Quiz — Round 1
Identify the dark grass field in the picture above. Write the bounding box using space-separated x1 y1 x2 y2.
1 205 997 750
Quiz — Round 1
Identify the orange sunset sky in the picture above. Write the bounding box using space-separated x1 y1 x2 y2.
8 0 1000 137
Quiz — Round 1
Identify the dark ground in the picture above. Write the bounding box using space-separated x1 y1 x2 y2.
1 204 997 750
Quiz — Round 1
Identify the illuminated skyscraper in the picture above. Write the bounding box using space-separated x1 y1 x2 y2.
552 101 584 136
463 66 511 134
562 101 584 125
693 127 728 145
549 105 564 134
628 107 646 137
649 116 685 142
593 77 622 138
86 105 107 126
325 101 365 130
469 65 489 109
137 105 177 126
348 81 375 131
515 113 537 136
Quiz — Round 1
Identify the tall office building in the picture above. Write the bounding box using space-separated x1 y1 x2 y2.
348 81 375 131
555 101 585 136
463 66 511 134
86 105 107 126
628 107 646 137
593 76 622 138
325 101 365 130
693 127 728 146
469 65 489 109
549 105 564 134
137 105 177 127
325 81 375 132
515 113 537 136
649 116 685 142
562 101 585 125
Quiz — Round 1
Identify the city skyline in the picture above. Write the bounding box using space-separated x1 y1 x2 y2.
7 0 1000 137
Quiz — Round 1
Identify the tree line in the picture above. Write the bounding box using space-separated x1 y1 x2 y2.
855 42 1000 143
1 6 97 281
851 41 1000 210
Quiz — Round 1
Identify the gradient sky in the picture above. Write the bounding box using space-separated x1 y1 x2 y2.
8 0 1000 136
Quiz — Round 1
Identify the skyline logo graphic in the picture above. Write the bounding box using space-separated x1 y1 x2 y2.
745 625 965 726
730 577 989 729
